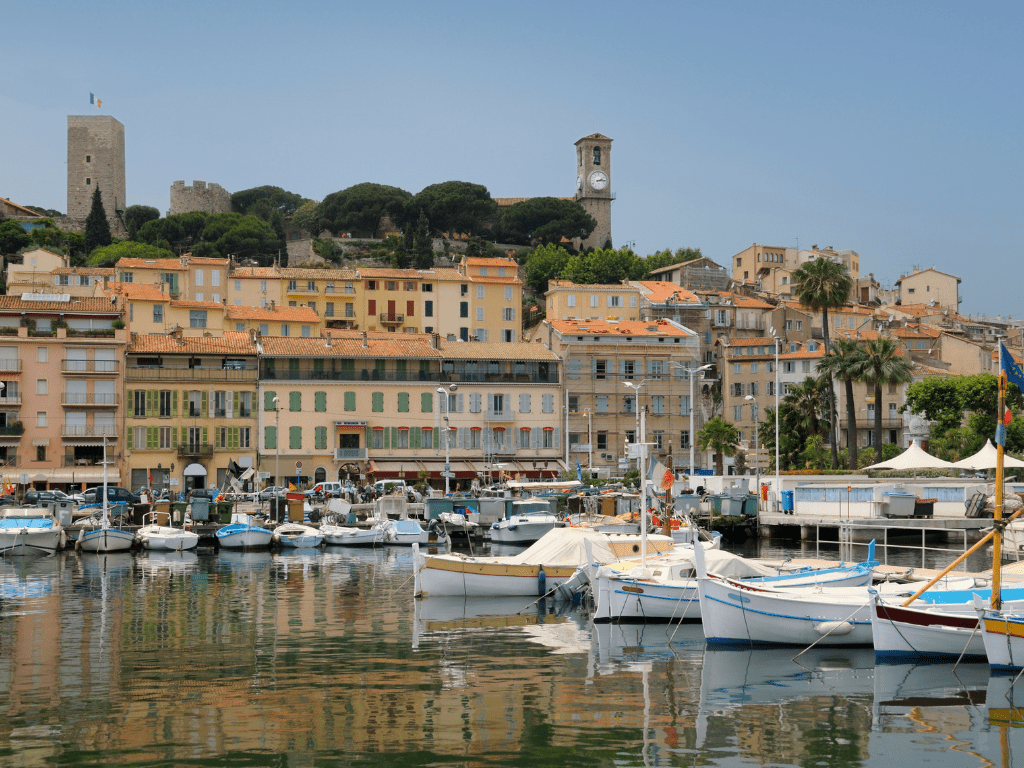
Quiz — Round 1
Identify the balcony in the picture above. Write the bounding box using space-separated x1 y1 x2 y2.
379 312 405 326
287 284 318 294
61 425 118 438
126 367 257 382
63 360 119 375
441 372 560 385
335 447 367 460
177 443 214 459
62 393 119 407
0 360 22 373
0 395 21 407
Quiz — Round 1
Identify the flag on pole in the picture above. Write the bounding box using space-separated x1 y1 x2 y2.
90 93 94 105
1005 407 1013 426
575 460 582 481
1001 342 1024 392
147 469 154 486
646 458 675 492
97 98 102 109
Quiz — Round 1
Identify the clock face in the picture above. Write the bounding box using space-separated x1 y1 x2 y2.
577 175 583 191
588 170 608 191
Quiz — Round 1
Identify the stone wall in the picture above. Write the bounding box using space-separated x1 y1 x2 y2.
169 180 232 216
67 115 125 224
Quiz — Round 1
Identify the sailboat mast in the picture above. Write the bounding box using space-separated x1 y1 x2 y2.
102 436 109 530
993 370 1006 610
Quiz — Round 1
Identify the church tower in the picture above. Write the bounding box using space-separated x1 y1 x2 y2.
574 133 613 250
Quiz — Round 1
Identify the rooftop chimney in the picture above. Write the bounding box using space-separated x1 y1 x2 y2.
361 331 368 348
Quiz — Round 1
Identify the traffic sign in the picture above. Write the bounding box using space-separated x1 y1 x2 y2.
440 471 456 478
444 463 450 472
295 461 302 469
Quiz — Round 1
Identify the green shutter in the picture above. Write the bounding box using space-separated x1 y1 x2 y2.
290 391 301 411
147 390 156 417
434 427 439 449
172 426 178 448
201 391 208 417
265 391 277 411
265 426 276 449
397 392 409 412
315 426 327 450
421 392 432 413
384 426 390 449
201 426 208 447
372 392 383 412
172 389 178 417
315 392 326 412
365 425 372 448
290 426 301 449
229 427 238 449
146 427 155 449
126 428 133 450
344 392 356 411
411 427 421 449
391 427 398 448
233 392 240 418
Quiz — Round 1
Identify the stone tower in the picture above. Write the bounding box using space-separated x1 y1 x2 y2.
574 133 613 250
67 115 126 225
170 181 233 216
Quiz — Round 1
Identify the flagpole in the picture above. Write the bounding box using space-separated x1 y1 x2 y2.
993 344 1008 610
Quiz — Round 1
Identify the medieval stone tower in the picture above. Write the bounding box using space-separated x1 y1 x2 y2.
169 181 232 216
574 133 613 250
67 115 126 225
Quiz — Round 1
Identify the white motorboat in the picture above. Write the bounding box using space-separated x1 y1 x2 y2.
215 513 273 550
272 523 324 549
489 498 558 544
383 518 431 546
135 512 199 551
0 507 64 556
414 527 674 597
321 523 386 546
78 504 135 553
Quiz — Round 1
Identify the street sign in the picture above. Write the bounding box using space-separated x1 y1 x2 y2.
258 471 271 479
295 461 302 469
444 463 450 472
440 471 455 478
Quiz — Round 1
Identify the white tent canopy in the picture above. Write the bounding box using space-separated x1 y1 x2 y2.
864 440 958 471
952 439 1024 470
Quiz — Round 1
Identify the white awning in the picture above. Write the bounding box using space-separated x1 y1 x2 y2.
183 463 207 477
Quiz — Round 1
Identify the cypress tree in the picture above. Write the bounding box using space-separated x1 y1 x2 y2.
413 212 433 269
84 186 112 254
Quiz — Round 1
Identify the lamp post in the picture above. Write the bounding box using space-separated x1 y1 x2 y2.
623 379 647 471
436 384 457 495
272 396 280 517
745 394 760 503
769 326 781 510
672 363 713 486
584 408 593 473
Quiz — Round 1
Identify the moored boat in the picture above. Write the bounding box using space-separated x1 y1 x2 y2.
215 513 273 550
489 498 558 544
383 518 431 546
0 507 64 556
135 512 199 551
321 522 386 546
273 523 325 548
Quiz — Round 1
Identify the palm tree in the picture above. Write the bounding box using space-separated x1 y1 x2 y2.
786 376 830 441
792 257 853 468
857 336 914 463
817 338 867 470
697 417 740 475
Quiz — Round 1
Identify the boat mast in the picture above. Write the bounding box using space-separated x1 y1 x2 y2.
101 435 109 531
993 367 1007 610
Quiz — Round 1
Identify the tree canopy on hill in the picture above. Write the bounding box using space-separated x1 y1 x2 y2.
88 241 176 267
318 183 412 239
522 244 703 296
137 211 283 261
122 205 161 241
0 220 31 255
496 197 596 246
231 186 307 219
406 181 497 238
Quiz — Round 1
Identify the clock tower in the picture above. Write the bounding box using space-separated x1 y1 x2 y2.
574 133 613 250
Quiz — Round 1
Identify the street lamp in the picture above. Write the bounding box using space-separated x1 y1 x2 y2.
672 362 713 486
583 408 593 474
769 326 781 510
436 384 458 495
745 394 760 501
623 379 647 468
272 396 280 516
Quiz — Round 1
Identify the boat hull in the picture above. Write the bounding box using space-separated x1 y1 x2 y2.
979 610 1024 669
321 525 384 546
79 527 135 553
416 555 579 597
216 527 273 549
870 598 985 660
0 527 63 556
489 516 557 544
136 525 199 551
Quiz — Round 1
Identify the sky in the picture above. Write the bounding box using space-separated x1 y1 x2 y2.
3 1 1021 317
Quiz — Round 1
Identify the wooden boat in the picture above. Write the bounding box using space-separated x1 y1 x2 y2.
272 523 324 549
135 512 199 551
215 513 273 549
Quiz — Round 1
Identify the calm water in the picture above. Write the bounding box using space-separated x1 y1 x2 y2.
1 539 1023 768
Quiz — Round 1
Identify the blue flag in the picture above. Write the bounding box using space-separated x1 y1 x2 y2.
1003 343 1024 393
90 93 94 105
576 460 582 481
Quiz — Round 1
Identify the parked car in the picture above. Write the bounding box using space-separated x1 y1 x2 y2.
258 486 288 501
83 486 141 505
187 488 219 502
23 489 64 506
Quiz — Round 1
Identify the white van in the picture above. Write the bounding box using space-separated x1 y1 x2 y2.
309 481 344 498
372 480 406 496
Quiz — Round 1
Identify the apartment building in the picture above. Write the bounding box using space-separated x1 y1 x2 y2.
115 256 230 304
545 280 643 322
125 330 259 494
225 305 323 338
542 318 702 474
717 337 783 468
7 249 116 297
894 267 961 310
0 295 126 490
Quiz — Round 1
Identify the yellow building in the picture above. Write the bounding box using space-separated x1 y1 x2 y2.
545 280 643 321
225 304 323 337
115 255 230 304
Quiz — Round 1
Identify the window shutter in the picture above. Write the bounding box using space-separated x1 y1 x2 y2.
384 427 390 449
290 391 301 411
265 426 276 449
232 391 239 418
553 427 560 449
620 360 627 377
591 359 597 376
289 426 301 449
315 426 326 450
507 392 513 418
147 427 156 449
391 426 398 448
147 390 156 417
421 392 432 413
344 392 356 411
201 426 208 446
520 393 530 413
457 393 464 412
126 428 133 450
201 391 208 417
225 391 233 418
411 427 421 449
372 392 383 412
315 392 326 412
434 427 439 449
265 391 276 411
397 392 409 412
229 427 238 449
365 425 371 448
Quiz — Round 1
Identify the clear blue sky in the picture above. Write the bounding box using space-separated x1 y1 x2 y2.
3 1 1021 317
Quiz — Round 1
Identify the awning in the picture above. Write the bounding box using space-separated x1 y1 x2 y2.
183 463 207 477
0 467 121 484
367 459 565 480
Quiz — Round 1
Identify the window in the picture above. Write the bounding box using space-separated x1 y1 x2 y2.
344 392 356 411
649 360 664 379
503 307 515 321
133 390 146 417
624 396 635 413
36 379 47 396
652 431 664 451
608 295 621 308
196 270 204 287
189 310 207 329
86 155 91 163
595 360 607 380
567 360 580 380
889 402 897 417
596 395 608 413
750 362 758 373
460 302 469 318
372 392 384 412
37 411 46 428
259 323 269 336
189 390 202 417
542 393 554 414
345 303 355 318
471 428 482 450
214 391 227 418
734 405 743 421
796 321 803 331
289 391 301 411
680 429 690 448
491 394 504 416
289 426 302 449
159 427 171 449
37 347 46 363
679 395 691 416
397 392 410 413
590 295 599 308
153 304 164 323
543 428 554 449
239 392 252 417
519 428 530 449
801 360 811 373
783 361 795 373
307 281 316 292
315 426 327 450
651 395 664 414
504 286 513 301
86 177 91 185
159 390 172 417
623 360 635 380
120 271 133 283
766 381 775 396
315 392 326 412
371 428 384 449
476 307 484 322
288 280 298 291
281 324 290 337
568 395 579 412
325 302 334 317
424 300 433 317
750 382 758 397
733 383 743 397
301 326 311 337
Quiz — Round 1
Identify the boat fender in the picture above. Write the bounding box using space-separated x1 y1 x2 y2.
813 620 854 636
59 529 67 550
538 566 546 596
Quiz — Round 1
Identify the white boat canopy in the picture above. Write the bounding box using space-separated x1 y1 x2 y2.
863 440 958 471
951 439 1024 470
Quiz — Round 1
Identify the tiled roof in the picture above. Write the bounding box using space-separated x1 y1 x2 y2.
895 268 961 284
229 267 282 279
281 267 358 280
0 296 120 313
719 336 778 347
0 197 45 217
464 257 517 267
260 335 441 359
185 257 229 266
110 283 169 301
548 318 696 337
116 258 186 271
712 291 774 310
169 300 225 310
546 281 632 294
226 305 321 322
437 340 559 361
128 331 256 354
52 267 115 276
469 275 521 285
634 281 700 303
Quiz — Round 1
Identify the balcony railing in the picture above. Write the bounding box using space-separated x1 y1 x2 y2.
177 443 214 458
262 369 443 382
0 395 21 406
441 372 560 385
0 360 22 372
62 360 119 375
126 367 257 382
379 312 405 325
335 447 367 460
62 393 118 407
61 425 118 438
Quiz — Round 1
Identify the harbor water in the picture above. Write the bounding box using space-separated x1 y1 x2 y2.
1 539 1023 767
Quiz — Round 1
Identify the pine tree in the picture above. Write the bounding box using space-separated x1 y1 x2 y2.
84 186 112 254
413 212 433 269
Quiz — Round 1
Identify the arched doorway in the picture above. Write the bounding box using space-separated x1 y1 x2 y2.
314 466 327 484
183 463 207 493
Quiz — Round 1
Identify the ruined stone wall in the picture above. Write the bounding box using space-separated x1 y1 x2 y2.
169 180 232 216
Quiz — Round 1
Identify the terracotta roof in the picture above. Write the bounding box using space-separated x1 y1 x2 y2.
52 267 115 276
260 335 441 359
116 258 186 271
437 340 560 361
226 305 321 322
128 331 256 354
229 267 282 279
0 198 45 217
713 291 774 310
281 267 358 280
779 345 826 360
0 296 120 314
719 336 778 347
358 268 430 279
548 318 696 337
185 257 229 266
634 281 700 303
469 275 521 285
110 283 169 301
464 257 517 267
169 300 225 310
546 281 634 294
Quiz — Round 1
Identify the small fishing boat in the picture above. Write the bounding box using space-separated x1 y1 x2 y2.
78 503 135 553
321 522 386 546
0 507 64 556
383 518 431 546
272 523 324 549
489 498 558 544
135 512 199 551
215 513 273 550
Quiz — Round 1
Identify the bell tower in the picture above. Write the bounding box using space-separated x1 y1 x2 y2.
574 133 613 250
